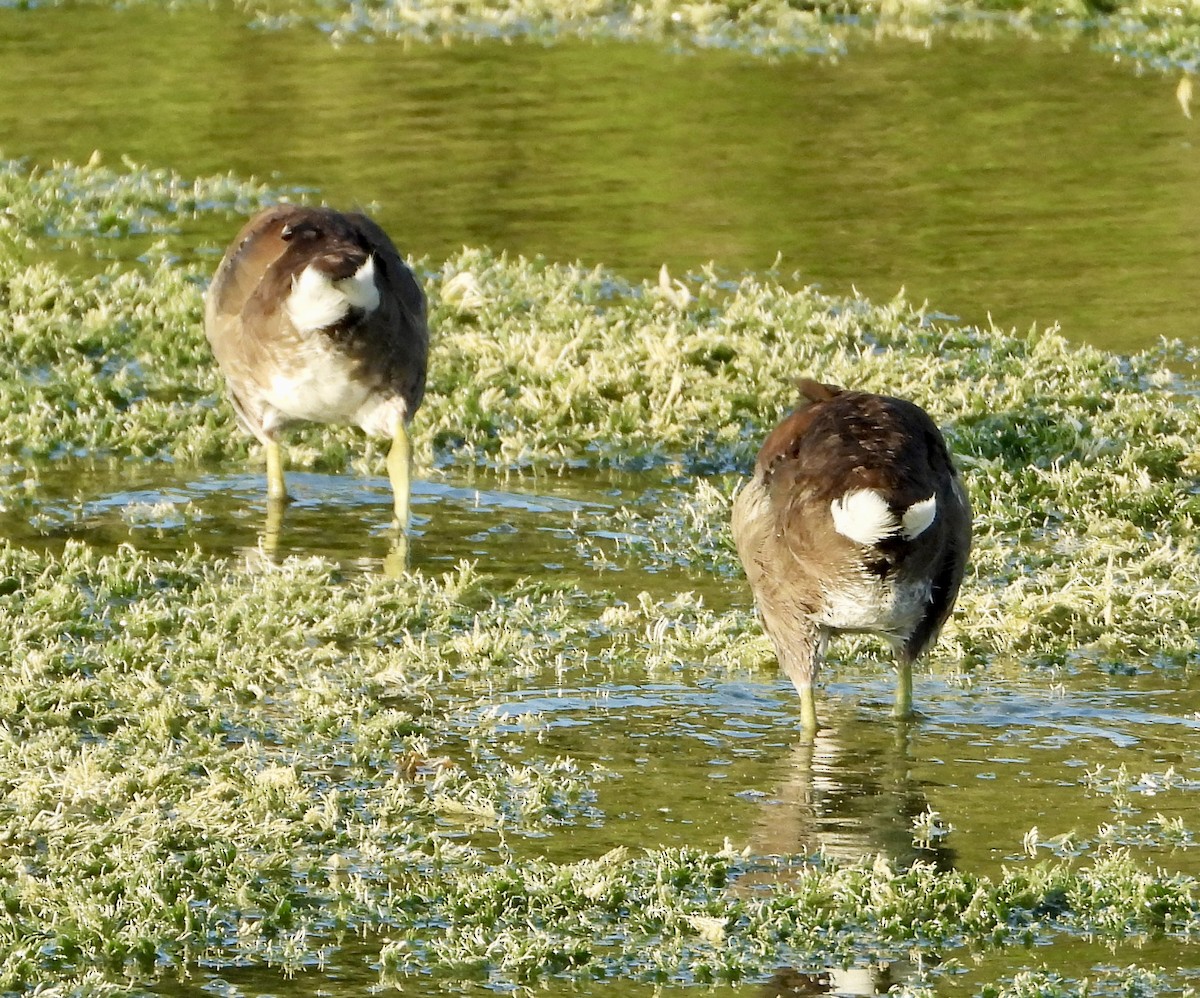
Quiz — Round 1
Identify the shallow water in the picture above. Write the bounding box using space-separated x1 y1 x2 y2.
4 4 1200 994
157 935 1200 998
7 459 1200 993
2 4 1199 352
12 463 1200 850
119 461 1200 995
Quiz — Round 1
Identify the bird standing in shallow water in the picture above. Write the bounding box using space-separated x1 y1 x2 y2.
205 205 428 532
731 379 971 731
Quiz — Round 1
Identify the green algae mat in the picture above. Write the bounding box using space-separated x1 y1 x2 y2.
1 152 1200 996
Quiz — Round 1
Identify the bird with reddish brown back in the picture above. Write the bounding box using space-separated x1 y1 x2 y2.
731 379 971 730
205 205 428 537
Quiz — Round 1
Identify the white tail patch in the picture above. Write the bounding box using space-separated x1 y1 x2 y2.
830 489 898 546
337 256 380 311
901 494 938 539
830 490 938 546
285 257 379 333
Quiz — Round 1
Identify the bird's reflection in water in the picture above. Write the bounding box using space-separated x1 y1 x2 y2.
746 714 950 996
760 962 912 997
251 494 411 576
750 715 953 869
381 533 410 578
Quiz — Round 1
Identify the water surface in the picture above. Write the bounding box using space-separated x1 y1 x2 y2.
12 462 1200 872
2 3 1197 351
3 5 1200 995
5 458 1200 994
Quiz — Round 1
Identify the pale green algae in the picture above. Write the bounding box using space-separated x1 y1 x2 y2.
4 156 1200 993
7 187 1200 669
0 154 284 252
243 0 1200 77
30 0 1200 74
2 542 1200 993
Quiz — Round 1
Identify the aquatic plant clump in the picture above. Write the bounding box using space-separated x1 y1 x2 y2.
1 542 1200 993
242 0 1200 72
432 248 1200 676
0 153 286 251
4 153 1200 675
10 0 1200 72
380 847 1200 987
0 543 609 987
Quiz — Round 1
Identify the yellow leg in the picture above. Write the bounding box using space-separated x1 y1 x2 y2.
894 659 914 719
265 440 287 501
386 417 413 531
263 496 284 557
799 685 818 732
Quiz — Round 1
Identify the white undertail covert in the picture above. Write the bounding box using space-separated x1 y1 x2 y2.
830 489 937 546
285 257 380 333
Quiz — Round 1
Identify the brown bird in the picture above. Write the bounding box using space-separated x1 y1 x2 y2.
731 379 971 730
205 205 428 529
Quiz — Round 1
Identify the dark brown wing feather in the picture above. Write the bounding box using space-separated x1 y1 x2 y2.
341 211 428 410
762 390 949 502
901 475 971 662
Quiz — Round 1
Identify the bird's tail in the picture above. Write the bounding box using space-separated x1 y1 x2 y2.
829 489 937 546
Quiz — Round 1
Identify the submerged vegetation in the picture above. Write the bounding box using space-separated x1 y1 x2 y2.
1 153 1200 995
